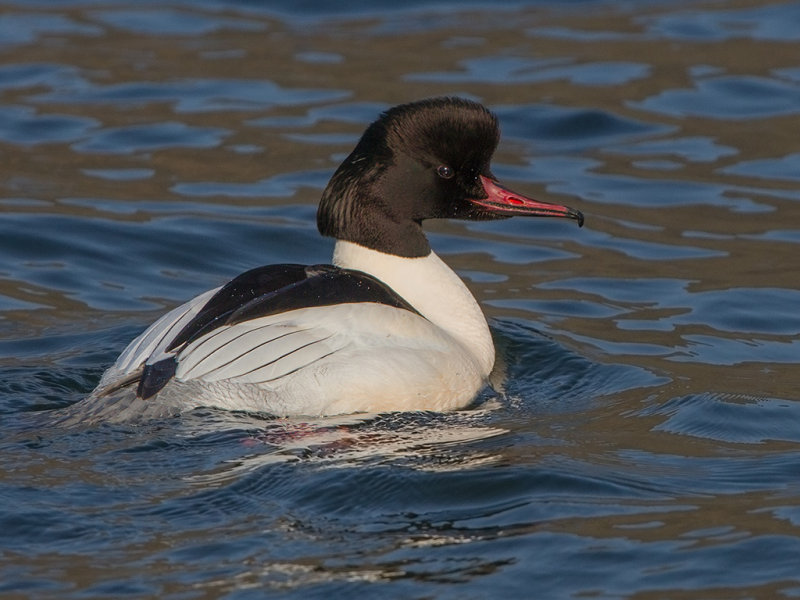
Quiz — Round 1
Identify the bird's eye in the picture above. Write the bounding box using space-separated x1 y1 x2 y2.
437 165 454 179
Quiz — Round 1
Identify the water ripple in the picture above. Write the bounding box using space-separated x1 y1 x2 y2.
72 121 229 154
33 78 351 113
634 74 800 119
496 104 670 152
407 55 650 86
249 101 387 128
0 105 97 145
0 11 101 46
644 3 800 42
648 393 800 444
2 1 800 598
721 152 800 182
90 8 266 35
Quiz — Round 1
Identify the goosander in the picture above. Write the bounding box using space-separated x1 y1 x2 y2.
86 97 583 419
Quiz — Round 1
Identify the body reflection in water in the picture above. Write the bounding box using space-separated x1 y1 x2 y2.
187 406 509 485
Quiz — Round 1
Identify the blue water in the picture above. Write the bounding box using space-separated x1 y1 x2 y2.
2 1 800 598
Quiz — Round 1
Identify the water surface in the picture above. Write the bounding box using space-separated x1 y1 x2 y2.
1 1 799 598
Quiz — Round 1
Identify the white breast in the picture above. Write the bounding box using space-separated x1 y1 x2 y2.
332 240 495 378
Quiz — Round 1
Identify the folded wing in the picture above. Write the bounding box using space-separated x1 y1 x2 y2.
95 263 422 400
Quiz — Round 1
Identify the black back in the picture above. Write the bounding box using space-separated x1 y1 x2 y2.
165 264 309 352
168 263 420 352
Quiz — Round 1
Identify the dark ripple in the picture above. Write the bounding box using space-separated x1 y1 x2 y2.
0 12 101 46
0 105 97 145
721 152 800 182
496 157 772 212
606 135 738 163
521 533 800 598
0 364 100 415
648 393 800 445
0 207 325 311
634 75 800 119
493 319 665 408
674 288 800 335
529 278 800 365
249 101 387 128
34 78 350 113
540 279 800 336
0 62 81 90
173 168 332 198
90 7 265 34
496 103 670 152
407 55 649 86
644 3 800 42
672 335 800 366
72 121 229 154
540 276 689 305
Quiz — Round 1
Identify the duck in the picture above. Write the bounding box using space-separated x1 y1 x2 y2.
85 97 583 419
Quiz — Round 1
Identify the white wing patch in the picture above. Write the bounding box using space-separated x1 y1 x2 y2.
176 321 340 384
112 287 220 376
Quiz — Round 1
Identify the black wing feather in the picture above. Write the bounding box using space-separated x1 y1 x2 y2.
166 264 309 352
227 265 419 325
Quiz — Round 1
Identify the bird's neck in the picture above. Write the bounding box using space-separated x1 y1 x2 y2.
332 240 495 377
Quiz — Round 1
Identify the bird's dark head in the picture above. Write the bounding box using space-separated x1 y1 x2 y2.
317 97 583 257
